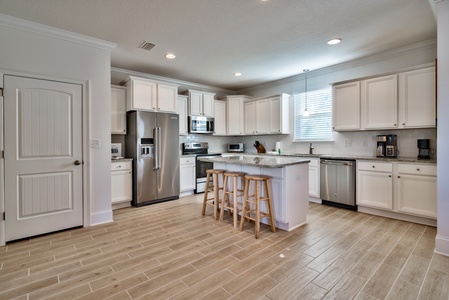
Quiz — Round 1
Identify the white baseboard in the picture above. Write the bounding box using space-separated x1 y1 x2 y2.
435 234 449 257
357 206 437 227
89 209 113 226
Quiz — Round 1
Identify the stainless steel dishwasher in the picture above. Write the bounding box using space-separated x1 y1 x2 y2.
320 159 357 210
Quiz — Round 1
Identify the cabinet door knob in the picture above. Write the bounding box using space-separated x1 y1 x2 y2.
372 165 375 168
402 123 405 125
417 168 420 171
397 175 400 178
394 124 397 126
389 175 392 178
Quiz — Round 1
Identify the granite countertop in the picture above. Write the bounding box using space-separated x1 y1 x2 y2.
111 157 133 162
198 155 310 168
234 152 437 164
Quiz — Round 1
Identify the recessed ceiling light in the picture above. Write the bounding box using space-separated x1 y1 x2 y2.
165 53 176 59
327 38 342 45
233 72 242 77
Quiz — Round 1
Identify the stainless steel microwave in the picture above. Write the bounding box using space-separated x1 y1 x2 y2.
189 116 214 134
228 143 244 153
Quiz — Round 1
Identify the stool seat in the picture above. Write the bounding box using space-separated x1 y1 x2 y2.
220 171 246 228
240 174 276 238
201 169 226 220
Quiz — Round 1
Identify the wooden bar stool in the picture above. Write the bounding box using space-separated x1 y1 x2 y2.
201 169 226 220
239 174 276 238
220 171 246 228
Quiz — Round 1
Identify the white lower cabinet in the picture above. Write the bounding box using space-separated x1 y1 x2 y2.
396 164 437 218
357 161 393 210
357 161 436 220
308 158 320 198
180 157 195 194
111 161 132 208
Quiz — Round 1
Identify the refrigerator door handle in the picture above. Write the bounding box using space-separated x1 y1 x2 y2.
153 127 162 170
153 127 159 170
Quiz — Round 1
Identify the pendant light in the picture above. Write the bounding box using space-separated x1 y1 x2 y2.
303 69 310 117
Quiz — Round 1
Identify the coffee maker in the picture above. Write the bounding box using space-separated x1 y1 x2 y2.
417 139 431 159
376 134 397 158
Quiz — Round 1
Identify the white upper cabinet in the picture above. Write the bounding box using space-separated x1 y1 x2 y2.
244 101 256 135
226 95 251 136
188 90 215 117
213 100 227 135
255 99 269 134
398 67 436 128
361 74 398 130
111 85 127 134
157 83 178 112
268 94 290 134
245 99 269 135
125 76 178 113
177 95 188 135
332 82 360 131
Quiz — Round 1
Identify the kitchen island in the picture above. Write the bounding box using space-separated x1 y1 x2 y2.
199 155 310 231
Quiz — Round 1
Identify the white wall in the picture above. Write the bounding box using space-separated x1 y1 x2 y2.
0 14 116 234
436 0 449 256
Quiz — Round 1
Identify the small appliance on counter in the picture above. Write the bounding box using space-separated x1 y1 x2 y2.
111 143 122 159
376 134 397 158
417 139 431 159
228 142 244 153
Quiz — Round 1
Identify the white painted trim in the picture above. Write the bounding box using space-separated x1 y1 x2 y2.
435 235 449 257
0 70 91 246
90 209 114 226
111 67 235 95
0 13 116 51
357 206 437 227
237 39 437 93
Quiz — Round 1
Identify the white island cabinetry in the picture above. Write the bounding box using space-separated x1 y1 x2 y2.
211 155 309 231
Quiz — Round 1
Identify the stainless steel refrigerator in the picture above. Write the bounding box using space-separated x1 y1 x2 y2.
126 111 180 206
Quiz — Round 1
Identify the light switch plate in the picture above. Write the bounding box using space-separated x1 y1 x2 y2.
90 139 101 148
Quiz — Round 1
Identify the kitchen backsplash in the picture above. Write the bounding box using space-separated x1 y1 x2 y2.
179 128 437 159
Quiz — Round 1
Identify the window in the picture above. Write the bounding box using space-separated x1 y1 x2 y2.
293 87 333 141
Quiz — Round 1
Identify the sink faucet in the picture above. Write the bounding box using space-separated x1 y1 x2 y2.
309 143 314 154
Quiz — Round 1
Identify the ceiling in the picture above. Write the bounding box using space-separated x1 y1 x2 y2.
0 0 437 91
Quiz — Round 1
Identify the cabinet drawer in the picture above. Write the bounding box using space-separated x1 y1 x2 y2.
180 157 195 165
397 164 436 176
111 161 132 171
357 161 392 172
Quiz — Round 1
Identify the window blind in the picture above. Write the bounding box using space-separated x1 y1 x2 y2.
293 87 333 141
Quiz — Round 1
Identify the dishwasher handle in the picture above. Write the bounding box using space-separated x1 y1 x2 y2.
320 159 354 166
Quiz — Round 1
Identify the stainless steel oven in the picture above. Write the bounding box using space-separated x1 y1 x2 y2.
182 142 221 193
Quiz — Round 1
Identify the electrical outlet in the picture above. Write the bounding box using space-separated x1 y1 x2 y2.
90 139 101 148
362 140 368 147
345 140 352 147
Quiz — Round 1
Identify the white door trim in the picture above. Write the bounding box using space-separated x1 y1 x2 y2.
0 69 90 246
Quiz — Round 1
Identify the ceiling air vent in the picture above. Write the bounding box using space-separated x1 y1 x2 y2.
139 41 156 51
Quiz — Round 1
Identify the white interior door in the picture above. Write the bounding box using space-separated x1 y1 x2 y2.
4 75 83 241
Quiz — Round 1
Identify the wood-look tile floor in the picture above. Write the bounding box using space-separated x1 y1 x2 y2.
1 194 449 300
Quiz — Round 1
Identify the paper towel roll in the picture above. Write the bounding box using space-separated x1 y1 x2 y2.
275 141 281 153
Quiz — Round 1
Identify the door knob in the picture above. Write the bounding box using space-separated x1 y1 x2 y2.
74 160 81 165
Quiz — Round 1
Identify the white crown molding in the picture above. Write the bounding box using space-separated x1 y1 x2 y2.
237 38 437 94
111 67 236 95
0 13 116 51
